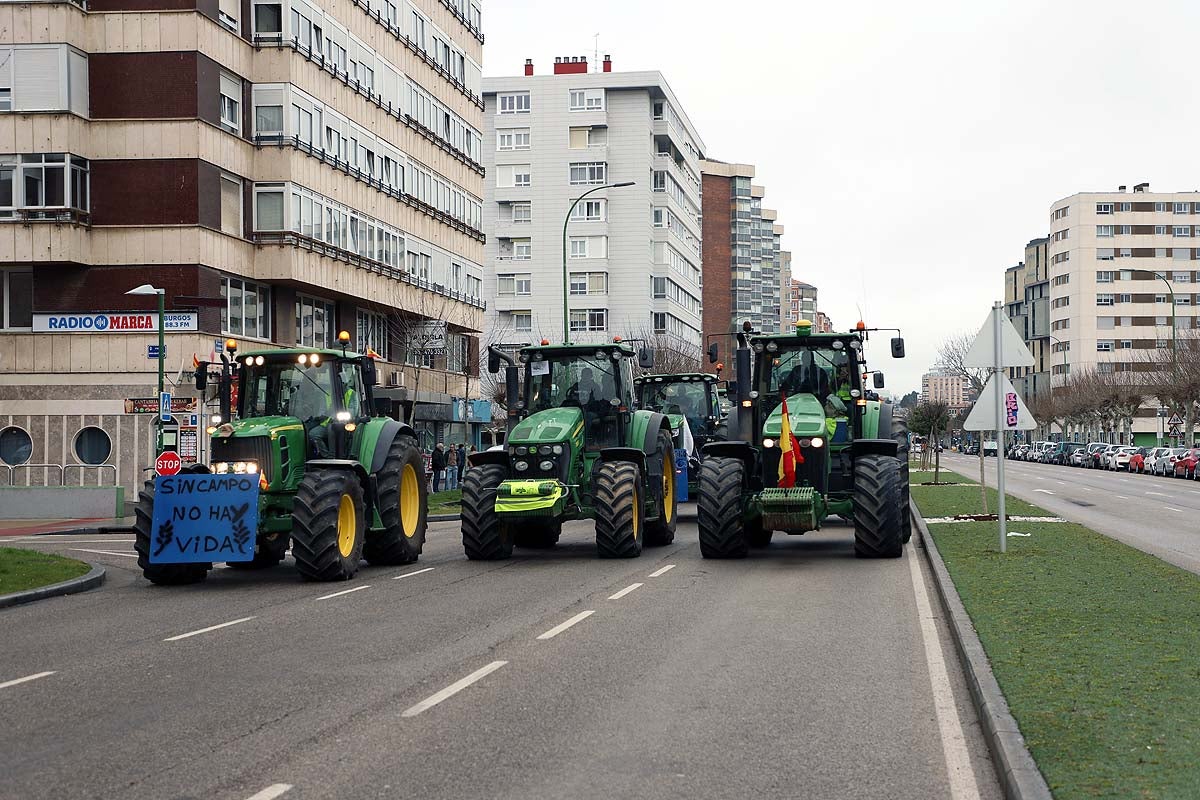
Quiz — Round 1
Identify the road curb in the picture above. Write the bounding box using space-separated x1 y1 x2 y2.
911 500 1053 800
0 563 106 609
428 513 460 522
31 525 133 537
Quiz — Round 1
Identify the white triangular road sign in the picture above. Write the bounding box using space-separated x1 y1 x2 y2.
963 307 1035 369
1168 413 1184 426
963 374 1038 431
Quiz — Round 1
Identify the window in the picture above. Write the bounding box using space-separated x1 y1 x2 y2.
1051 319 1070 331
569 309 607 331
511 311 532 332
509 239 531 260
73 427 111 465
254 0 282 34
356 308 388 360
1157 339 1170 348
497 273 532 296
1175 226 1192 237
1119 293 1132 303
497 128 530 150
569 161 606 185
409 9 426 48
1119 248 1132 258
296 294 335 347
569 126 607 148
0 426 32 465
569 272 608 295
1097 248 1114 261
1096 270 1114 283
498 93 530 114
496 165 531 188
1118 225 1131 235
1096 225 1114 237
1096 202 1113 214
1179 296 1193 306
219 174 241 236
219 71 241 135
1095 294 1113 306
0 153 89 216
512 203 531 223
1156 294 1169 303
1176 202 1191 214
1052 296 1071 308
0 267 32 329
571 199 605 221
255 104 283 135
569 236 606 259
221 276 271 339
652 312 666 334
1096 317 1114 330
1174 272 1193 283
568 88 604 111
1156 202 1167 212
1096 341 1113 352
254 184 285 229
1120 202 1132 212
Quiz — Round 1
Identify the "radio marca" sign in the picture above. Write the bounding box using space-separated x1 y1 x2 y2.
33 312 199 333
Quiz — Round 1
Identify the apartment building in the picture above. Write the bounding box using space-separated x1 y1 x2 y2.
0 0 488 500
700 160 784 361
921 372 972 410
1045 184 1200 443
482 57 706 354
1004 237 1051 405
785 278 818 328
815 311 834 333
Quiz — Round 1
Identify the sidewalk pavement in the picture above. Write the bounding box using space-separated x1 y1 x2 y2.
0 517 135 537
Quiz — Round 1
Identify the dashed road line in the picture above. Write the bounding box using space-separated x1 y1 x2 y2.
0 671 56 691
316 585 371 601
1116 495 1129 500
393 567 435 580
401 660 508 718
536 610 595 641
1033 489 1055 495
1080 487 1093 492
164 616 256 642
648 564 676 577
608 583 643 600
1147 491 1172 497
244 784 292 800
1165 507 1185 513
1056 481 1066 485
71 548 137 558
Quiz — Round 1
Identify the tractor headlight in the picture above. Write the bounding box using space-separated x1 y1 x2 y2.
245 462 259 474
811 437 824 448
226 461 260 474
766 342 778 352
210 414 222 424
539 445 553 455
551 444 564 455
753 342 764 353
514 460 530 472
539 460 554 471
510 446 519 456
762 438 775 448
212 461 230 473
336 411 352 423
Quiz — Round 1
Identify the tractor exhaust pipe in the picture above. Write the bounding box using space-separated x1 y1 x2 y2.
488 345 522 438
735 324 754 444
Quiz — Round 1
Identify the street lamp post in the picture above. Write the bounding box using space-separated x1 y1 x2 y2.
1149 271 1177 378
126 284 166 452
561 181 635 344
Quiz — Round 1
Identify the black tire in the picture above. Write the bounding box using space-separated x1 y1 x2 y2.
645 431 677 546
225 536 286 570
697 456 748 558
514 519 561 549
746 517 773 548
364 435 427 566
291 469 366 581
133 480 210 585
594 461 644 558
461 463 513 560
891 416 913 544
853 454 903 559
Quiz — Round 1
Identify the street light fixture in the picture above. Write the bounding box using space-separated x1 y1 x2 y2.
561 181 636 344
126 283 166 452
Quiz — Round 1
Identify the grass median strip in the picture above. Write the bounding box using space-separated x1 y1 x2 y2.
912 468 1200 799
0 547 90 595
428 489 461 516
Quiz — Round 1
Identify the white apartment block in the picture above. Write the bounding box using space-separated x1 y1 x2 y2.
921 372 972 409
482 57 706 350
1048 185 1200 443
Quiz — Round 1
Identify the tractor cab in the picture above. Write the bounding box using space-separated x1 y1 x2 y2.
634 373 723 446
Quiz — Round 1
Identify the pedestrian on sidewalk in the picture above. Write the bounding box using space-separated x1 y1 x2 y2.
445 444 459 490
431 443 446 493
456 443 466 483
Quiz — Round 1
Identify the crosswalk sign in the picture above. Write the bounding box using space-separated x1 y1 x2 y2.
1168 413 1184 427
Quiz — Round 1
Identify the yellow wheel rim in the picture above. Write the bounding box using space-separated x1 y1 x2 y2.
337 493 356 558
663 454 675 523
400 463 419 538
632 485 641 541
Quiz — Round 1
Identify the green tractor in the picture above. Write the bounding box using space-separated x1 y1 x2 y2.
133 336 428 584
633 372 726 499
461 340 677 559
697 320 910 558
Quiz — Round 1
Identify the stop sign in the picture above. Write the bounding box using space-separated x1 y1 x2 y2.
155 451 182 476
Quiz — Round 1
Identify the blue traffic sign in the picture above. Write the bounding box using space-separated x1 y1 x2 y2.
159 392 172 423
148 344 165 359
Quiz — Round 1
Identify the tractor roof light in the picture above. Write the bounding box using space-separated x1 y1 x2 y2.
298 353 308 365
338 330 351 344
796 320 813 336
831 341 844 350
855 320 866 332
612 336 622 343
541 339 551 346
225 338 238 353
856 399 868 407
766 342 778 353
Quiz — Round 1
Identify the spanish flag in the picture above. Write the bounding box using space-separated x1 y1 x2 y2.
191 353 200 369
365 346 382 359
777 393 803 488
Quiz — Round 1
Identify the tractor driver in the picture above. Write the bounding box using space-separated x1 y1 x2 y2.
676 393 705 439
824 354 852 444
290 366 336 458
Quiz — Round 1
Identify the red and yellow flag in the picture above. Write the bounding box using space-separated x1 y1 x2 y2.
365 346 382 359
191 353 200 369
778 393 804 488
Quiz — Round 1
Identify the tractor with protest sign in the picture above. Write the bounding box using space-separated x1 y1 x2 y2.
696 319 910 558
133 334 427 585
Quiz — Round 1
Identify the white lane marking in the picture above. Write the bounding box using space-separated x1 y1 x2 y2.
608 582 643 600
316 585 371 601
401 660 508 717
244 784 292 800
1147 491 1171 497
1119 478 1130 482
536 610 595 641
1116 495 1129 500
1033 489 1055 495
29 538 136 544
0 671 56 690
648 564 676 577
908 549 983 800
393 567 435 580
1056 481 1067 485
71 548 137 558
1164 507 1185 513
164 616 256 642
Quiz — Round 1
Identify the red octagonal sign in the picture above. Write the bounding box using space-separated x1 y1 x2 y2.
155 451 182 477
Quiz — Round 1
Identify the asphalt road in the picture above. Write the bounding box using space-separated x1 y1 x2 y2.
941 453 1200 575
2 513 1001 800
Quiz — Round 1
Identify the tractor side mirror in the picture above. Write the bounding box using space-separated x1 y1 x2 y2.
487 350 501 374
891 337 906 358
194 362 208 391
360 357 378 387
374 397 394 417
873 372 885 389
707 343 719 364
638 348 655 369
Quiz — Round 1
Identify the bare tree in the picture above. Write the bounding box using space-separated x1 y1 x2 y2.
1137 333 1200 446
629 328 703 376
908 401 949 483
387 291 470 426
935 332 987 395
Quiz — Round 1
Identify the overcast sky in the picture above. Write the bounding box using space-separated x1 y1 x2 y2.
482 0 1200 394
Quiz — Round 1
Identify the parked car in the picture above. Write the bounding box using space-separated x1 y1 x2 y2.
1012 443 1030 460
963 443 980 455
1068 446 1089 467
1035 441 1056 462
1141 446 1171 475
1089 443 1114 469
1173 447 1200 479
1155 447 1189 476
983 440 998 457
1111 446 1138 471
1097 444 1122 469
1127 447 1151 473
1047 441 1086 465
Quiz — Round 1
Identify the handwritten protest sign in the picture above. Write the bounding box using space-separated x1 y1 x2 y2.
149 474 261 563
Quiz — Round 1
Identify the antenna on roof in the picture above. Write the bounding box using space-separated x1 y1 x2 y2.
594 33 599 72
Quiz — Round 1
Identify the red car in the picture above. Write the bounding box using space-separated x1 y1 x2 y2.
1172 448 1200 479
1128 447 1151 473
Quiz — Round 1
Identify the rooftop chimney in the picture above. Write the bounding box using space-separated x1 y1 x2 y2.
603 54 612 72
1118 185 1127 192
1134 182 1150 193
524 58 533 76
553 55 588 75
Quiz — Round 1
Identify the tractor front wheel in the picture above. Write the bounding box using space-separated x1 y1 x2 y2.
853 454 904 559
697 457 748 558
291 469 366 581
133 480 210 585
645 431 678 546
462 463 513 560
891 416 913 544
594 461 644 558
365 435 427 566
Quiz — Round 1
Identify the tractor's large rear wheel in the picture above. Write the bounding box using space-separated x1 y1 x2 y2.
853 454 903 558
365 435 427 566
514 519 561 549
697 456 748 559
133 480 210 585
594 461 644 558
291 469 366 581
891 416 913 544
462 463 513 560
645 431 677 546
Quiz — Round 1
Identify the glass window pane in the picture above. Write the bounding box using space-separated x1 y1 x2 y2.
256 190 284 229
8 270 31 328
